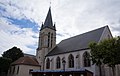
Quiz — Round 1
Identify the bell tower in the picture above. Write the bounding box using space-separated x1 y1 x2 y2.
36 7 56 70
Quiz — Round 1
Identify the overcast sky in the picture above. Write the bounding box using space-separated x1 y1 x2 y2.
0 0 120 56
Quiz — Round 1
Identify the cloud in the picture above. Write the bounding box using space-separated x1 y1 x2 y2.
0 0 120 56
110 19 120 36
0 16 38 56
61 0 120 36
5 17 39 32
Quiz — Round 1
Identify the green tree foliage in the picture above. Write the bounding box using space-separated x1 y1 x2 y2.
0 57 12 75
2 46 24 62
102 38 117 66
89 36 120 76
103 37 120 76
89 42 105 76
90 42 105 65
115 36 120 64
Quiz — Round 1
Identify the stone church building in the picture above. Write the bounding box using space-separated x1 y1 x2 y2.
7 7 120 76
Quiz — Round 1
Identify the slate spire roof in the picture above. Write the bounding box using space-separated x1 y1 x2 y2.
40 7 56 31
47 26 109 56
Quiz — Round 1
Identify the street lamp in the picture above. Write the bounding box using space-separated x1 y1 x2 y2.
62 60 66 71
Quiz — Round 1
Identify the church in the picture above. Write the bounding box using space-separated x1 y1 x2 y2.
7 7 120 76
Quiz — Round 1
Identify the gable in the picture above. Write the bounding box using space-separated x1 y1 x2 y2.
99 26 113 42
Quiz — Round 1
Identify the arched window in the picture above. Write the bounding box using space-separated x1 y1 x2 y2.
68 54 74 68
40 32 44 47
56 57 61 69
83 51 91 67
51 33 53 48
48 32 50 47
46 58 50 69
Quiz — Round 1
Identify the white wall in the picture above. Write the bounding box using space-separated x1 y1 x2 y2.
45 49 95 73
8 65 40 76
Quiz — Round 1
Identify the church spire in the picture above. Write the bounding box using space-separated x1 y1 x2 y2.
37 6 56 70
40 7 56 31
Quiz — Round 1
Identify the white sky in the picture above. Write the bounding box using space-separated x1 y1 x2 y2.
0 0 120 56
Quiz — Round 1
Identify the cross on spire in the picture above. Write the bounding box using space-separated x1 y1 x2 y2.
49 0 52 8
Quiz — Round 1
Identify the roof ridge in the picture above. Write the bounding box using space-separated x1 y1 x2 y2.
61 26 107 42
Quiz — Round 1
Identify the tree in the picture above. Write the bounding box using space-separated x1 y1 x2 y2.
102 38 116 76
89 42 105 76
0 57 12 76
103 37 120 76
89 36 120 76
2 46 24 62
115 36 120 64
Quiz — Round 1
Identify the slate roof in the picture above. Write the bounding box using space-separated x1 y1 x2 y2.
40 7 56 31
47 26 108 56
11 56 40 66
